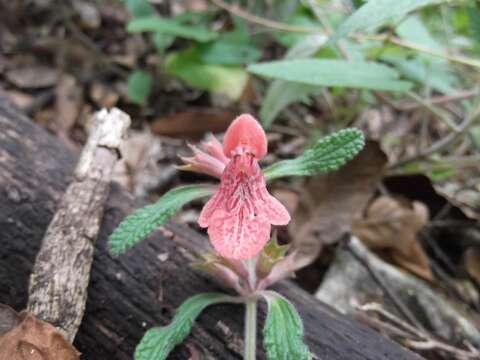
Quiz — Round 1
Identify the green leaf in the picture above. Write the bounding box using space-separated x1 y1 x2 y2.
468 3 480 45
264 128 365 182
248 59 412 92
197 17 261 66
381 54 458 94
260 34 327 128
261 291 311 360
135 293 231 360
108 185 215 256
198 40 261 65
127 70 152 105
261 82 319 128
331 0 450 42
153 32 174 51
125 0 154 18
127 16 218 42
165 48 249 100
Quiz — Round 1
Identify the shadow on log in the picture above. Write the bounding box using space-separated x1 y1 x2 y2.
0 97 420 359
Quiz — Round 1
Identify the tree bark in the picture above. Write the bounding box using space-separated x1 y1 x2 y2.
0 97 420 360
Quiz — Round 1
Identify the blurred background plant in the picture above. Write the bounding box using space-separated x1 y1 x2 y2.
1 0 480 358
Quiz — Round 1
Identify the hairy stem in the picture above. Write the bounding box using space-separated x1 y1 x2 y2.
244 296 258 360
246 257 257 291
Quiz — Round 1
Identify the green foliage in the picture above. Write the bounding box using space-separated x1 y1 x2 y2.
108 185 215 256
127 16 218 42
264 128 365 182
256 236 290 278
260 34 327 128
135 293 231 360
248 59 412 92
197 18 261 65
197 39 260 66
165 48 249 100
262 291 311 360
332 0 450 42
467 3 480 46
125 0 154 18
127 70 152 104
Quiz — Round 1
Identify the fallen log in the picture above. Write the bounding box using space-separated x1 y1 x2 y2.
0 97 420 359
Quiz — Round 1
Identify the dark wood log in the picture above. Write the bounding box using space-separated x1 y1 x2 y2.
0 97 420 360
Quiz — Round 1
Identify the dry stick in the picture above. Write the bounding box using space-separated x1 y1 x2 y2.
396 89 480 112
343 238 427 333
358 303 480 360
390 105 480 169
27 108 131 342
210 0 321 33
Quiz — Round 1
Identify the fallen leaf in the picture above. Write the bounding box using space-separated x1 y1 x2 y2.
6 66 58 89
352 196 433 280
113 129 176 197
150 109 236 138
316 237 480 347
0 304 20 336
0 89 34 110
73 1 101 29
0 310 80 360
436 182 480 221
289 141 387 266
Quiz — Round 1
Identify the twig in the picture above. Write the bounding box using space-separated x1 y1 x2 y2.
390 105 480 169
405 91 460 132
344 238 427 332
358 303 480 359
353 33 480 70
210 0 321 33
396 90 480 112
27 108 131 341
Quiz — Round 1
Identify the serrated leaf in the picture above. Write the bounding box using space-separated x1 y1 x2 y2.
127 16 218 42
264 128 365 182
108 185 215 255
248 59 412 92
331 0 450 42
127 70 152 104
262 291 311 360
135 293 231 360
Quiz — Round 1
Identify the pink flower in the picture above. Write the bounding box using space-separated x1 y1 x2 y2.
195 114 290 260
179 134 229 178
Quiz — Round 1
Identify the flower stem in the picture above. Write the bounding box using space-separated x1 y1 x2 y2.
246 257 257 291
244 296 257 360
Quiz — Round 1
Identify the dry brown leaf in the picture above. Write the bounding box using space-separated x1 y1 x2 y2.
0 310 80 360
6 66 58 89
352 196 433 280
0 304 21 336
0 89 35 110
73 1 101 29
150 109 236 138
289 141 387 266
